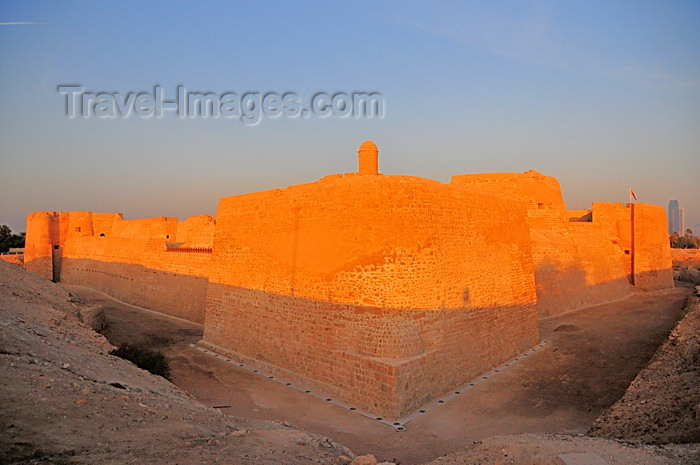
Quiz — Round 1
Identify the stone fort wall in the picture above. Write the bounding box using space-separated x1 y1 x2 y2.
25 212 214 323
450 171 672 317
23 142 674 418
201 173 539 417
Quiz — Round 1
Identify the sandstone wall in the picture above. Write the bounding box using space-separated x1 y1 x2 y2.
24 211 55 280
25 212 212 323
174 215 216 246
202 174 540 418
672 249 700 270
451 170 565 214
449 172 676 317
631 203 674 291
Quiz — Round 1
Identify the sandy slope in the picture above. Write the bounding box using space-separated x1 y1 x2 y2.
0 260 354 464
589 292 700 444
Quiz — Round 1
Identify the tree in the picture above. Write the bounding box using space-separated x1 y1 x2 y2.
670 232 679 248
671 230 699 249
0 225 25 253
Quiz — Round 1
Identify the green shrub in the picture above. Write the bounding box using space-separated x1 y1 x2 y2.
110 343 171 380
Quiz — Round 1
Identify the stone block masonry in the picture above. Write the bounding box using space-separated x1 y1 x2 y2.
202 172 539 418
23 141 674 419
25 212 213 323
451 171 672 317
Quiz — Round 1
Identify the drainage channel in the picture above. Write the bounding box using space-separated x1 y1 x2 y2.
190 340 547 431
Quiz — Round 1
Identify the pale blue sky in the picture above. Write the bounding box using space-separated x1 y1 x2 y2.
1 1 698 233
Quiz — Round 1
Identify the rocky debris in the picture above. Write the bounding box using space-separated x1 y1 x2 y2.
347 454 397 465
675 268 700 285
77 303 107 332
422 434 699 465
350 454 377 465
553 324 581 332
673 257 700 285
589 293 700 444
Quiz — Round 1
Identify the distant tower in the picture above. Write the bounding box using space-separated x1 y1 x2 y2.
668 200 680 234
680 206 685 234
358 140 379 175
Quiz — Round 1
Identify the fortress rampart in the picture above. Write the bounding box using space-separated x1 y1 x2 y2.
451 172 672 316
24 142 673 418
25 212 214 323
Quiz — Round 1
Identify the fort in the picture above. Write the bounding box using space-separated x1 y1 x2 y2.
23 141 674 419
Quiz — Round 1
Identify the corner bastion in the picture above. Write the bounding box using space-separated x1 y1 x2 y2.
24 141 673 419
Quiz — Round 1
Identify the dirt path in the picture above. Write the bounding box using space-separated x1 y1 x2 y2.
65 284 691 465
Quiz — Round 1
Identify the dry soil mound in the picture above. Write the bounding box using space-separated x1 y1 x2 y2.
589 290 700 444
0 260 354 464
423 434 697 465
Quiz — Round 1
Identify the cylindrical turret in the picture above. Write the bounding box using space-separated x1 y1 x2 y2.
358 140 379 175
24 211 55 280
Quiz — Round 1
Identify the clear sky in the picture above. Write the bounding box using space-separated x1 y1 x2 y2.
1 1 698 234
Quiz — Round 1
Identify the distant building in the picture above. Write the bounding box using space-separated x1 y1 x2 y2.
668 200 681 234
679 206 685 234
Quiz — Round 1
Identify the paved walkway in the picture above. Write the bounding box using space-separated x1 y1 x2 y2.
65 284 690 465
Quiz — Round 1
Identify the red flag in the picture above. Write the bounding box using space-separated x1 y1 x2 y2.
630 188 637 201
